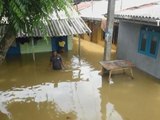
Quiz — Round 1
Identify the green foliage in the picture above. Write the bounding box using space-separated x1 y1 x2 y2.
0 0 70 35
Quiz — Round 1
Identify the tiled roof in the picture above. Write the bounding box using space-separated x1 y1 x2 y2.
74 1 92 11
0 5 91 38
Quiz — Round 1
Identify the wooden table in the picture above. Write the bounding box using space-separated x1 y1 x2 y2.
100 60 134 80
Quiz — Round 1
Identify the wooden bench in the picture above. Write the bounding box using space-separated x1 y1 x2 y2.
100 60 134 80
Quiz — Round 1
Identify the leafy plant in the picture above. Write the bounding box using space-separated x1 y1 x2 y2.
0 0 70 35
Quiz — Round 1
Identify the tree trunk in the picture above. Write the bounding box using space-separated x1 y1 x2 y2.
0 35 16 64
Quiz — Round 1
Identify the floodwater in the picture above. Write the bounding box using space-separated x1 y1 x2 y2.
0 39 160 120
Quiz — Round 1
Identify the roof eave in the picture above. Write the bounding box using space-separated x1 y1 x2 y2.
115 15 160 26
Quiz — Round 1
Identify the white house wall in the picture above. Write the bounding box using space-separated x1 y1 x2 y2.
117 21 160 79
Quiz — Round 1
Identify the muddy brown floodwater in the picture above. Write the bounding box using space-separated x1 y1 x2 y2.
0 39 160 120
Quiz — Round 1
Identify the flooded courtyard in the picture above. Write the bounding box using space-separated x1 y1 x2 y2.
0 39 160 120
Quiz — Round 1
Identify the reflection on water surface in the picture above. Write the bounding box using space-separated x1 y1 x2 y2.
0 39 160 120
0 53 103 120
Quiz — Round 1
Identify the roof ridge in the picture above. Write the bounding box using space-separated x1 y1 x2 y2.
125 1 159 10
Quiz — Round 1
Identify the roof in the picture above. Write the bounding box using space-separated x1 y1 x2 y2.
77 1 109 20
118 0 160 9
77 0 158 20
0 5 91 38
77 0 160 22
115 1 160 25
74 1 92 11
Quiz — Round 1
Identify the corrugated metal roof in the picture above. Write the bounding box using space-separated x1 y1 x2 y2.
0 5 91 38
78 0 160 22
17 18 91 37
119 0 160 9
115 1 160 23
78 1 109 20
78 0 159 20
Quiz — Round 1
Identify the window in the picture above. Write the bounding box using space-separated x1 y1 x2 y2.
138 29 160 58
150 36 157 55
140 32 147 52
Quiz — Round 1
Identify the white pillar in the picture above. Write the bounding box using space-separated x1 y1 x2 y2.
31 38 35 61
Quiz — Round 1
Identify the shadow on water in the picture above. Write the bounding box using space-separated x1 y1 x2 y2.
0 39 160 120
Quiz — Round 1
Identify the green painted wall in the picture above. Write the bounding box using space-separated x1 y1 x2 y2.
68 35 73 50
20 36 73 54
20 38 52 54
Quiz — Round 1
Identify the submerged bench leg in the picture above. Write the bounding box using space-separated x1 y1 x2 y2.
108 70 112 81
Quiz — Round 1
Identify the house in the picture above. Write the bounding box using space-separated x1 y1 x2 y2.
76 0 160 78
115 1 160 79
76 0 160 47
76 0 120 46
0 5 91 61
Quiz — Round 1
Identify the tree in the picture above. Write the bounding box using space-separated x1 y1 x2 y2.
0 0 70 63
0 0 70 34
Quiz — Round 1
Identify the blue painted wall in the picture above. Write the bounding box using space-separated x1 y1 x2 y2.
6 41 21 58
51 36 68 52
117 21 160 79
